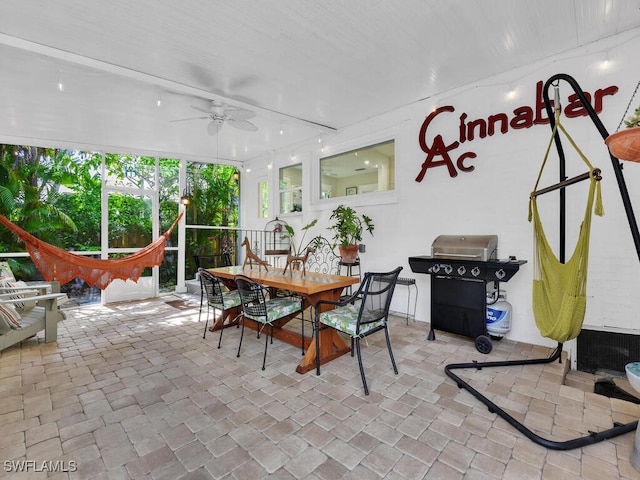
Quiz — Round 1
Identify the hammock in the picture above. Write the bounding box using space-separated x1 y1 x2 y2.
528 110 603 343
0 212 182 289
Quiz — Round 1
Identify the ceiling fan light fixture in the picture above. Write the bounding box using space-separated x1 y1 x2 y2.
207 120 223 136
170 100 257 136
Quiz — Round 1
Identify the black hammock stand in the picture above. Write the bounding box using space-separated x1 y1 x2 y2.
444 73 640 450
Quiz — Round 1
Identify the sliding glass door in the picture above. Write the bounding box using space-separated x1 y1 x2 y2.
102 155 160 304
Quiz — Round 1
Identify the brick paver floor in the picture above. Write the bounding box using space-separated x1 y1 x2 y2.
1 295 639 479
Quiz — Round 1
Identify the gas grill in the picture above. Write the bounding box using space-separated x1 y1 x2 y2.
409 235 526 353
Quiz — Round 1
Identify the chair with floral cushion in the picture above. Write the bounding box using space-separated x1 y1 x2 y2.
304 236 341 275
314 266 402 395
283 236 341 354
234 274 303 370
198 269 242 349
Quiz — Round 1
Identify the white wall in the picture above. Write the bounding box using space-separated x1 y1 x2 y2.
241 28 640 358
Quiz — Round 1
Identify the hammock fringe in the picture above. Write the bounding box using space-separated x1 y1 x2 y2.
0 212 183 289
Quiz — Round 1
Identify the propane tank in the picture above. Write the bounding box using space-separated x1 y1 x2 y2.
486 290 512 339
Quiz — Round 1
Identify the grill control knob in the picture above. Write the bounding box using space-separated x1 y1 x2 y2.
471 266 481 277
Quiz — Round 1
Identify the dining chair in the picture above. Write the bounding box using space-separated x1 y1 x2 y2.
196 254 232 322
234 274 303 370
279 236 341 353
314 266 403 395
198 269 242 348
304 236 341 275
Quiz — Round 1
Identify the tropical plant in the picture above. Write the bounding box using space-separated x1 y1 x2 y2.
283 219 318 255
328 205 374 248
624 106 640 128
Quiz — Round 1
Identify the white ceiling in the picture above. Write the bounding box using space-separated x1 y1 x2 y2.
1 0 640 165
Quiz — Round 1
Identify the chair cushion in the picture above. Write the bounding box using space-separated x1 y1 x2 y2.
1 283 38 312
210 289 241 310
319 304 386 337
244 297 301 324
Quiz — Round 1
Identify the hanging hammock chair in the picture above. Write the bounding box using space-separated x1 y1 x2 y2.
0 212 182 289
444 74 636 452
528 108 604 343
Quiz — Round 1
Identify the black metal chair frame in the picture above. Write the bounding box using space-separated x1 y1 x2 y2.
234 274 302 370
314 266 403 395
304 236 341 275
198 269 241 348
196 253 232 324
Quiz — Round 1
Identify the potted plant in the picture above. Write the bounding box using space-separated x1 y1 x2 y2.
328 205 374 263
283 219 318 256
606 104 640 163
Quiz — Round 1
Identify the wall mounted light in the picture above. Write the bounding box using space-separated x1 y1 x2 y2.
180 180 192 206
233 170 240 182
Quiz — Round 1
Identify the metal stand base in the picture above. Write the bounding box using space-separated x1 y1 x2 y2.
445 343 638 450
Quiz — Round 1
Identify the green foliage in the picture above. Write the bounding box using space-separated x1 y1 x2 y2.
328 205 374 248
624 106 640 128
185 163 239 227
1 146 79 248
0 143 240 288
283 219 318 255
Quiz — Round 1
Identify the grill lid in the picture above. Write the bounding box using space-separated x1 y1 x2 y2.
431 235 498 261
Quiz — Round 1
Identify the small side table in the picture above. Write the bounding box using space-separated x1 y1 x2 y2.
339 260 361 297
396 277 418 324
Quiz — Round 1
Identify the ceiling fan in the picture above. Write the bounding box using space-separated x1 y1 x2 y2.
171 100 258 136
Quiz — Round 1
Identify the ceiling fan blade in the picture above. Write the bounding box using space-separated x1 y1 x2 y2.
191 105 211 114
170 116 209 123
207 121 223 136
227 118 258 132
226 107 256 121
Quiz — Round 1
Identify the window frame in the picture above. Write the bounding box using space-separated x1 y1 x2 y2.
310 129 399 211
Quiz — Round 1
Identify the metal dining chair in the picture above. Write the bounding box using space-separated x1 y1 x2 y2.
304 236 341 275
314 266 403 395
234 274 303 370
280 236 341 354
198 269 242 348
196 254 232 322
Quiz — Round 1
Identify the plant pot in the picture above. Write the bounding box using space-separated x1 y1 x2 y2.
338 244 359 264
605 126 640 163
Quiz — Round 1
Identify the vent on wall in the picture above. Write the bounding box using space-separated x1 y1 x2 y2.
577 329 640 375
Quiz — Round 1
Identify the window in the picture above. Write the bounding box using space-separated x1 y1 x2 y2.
319 139 395 199
279 164 302 214
259 181 269 218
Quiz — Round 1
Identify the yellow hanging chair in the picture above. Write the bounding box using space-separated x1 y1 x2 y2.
528 109 604 343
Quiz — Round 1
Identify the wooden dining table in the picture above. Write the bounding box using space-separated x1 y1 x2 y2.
206 265 359 374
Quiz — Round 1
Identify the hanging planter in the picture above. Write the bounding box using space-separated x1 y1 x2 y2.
606 104 640 162
605 126 640 163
